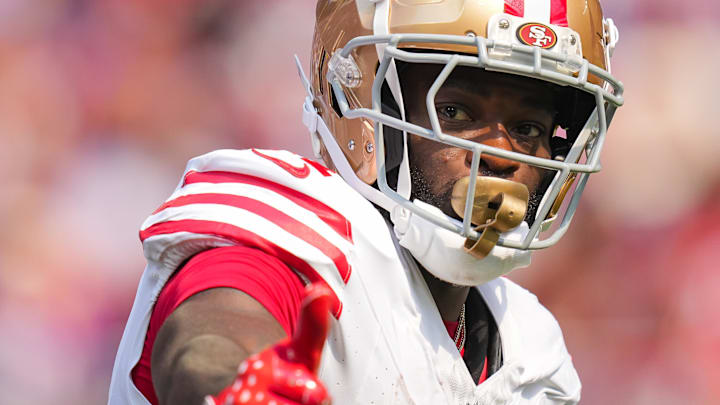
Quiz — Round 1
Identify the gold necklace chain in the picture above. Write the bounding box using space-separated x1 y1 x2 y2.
453 304 466 352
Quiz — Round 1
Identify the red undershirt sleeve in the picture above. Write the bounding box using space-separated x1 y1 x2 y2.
152 246 305 336
132 245 306 405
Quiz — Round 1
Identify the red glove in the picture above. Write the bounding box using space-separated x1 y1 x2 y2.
205 284 332 405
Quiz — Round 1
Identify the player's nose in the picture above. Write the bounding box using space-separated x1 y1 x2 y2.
465 123 520 176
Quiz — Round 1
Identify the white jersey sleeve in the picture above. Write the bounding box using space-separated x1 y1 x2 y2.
109 149 362 405
138 148 359 316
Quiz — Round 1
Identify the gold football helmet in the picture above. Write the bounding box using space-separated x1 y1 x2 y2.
298 0 623 253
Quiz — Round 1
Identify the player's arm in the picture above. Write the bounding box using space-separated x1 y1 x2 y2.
151 287 287 405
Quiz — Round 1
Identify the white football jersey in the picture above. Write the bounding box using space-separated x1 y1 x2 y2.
108 149 581 405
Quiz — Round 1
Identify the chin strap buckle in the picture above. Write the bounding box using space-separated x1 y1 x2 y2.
451 176 529 259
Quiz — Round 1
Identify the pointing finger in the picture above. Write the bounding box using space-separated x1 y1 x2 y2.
286 283 332 373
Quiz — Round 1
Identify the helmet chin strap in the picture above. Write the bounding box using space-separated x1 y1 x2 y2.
392 200 533 286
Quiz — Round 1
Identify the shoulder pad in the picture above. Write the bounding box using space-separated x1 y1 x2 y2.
139 149 356 317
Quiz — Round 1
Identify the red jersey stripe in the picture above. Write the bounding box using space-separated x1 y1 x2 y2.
140 219 343 318
179 171 352 243
550 0 568 27
252 149 310 179
144 193 352 284
301 157 333 177
504 0 525 17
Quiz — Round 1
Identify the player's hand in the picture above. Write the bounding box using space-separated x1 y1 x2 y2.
204 284 332 405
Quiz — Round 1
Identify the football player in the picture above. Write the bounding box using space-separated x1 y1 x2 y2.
109 0 623 404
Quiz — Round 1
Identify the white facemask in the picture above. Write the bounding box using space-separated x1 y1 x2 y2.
391 200 532 286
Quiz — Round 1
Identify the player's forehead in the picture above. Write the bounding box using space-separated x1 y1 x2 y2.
401 63 557 110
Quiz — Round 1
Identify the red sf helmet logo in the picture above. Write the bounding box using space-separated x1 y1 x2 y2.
517 23 558 49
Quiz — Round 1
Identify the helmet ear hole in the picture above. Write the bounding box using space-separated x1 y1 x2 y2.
330 87 343 117
317 50 326 96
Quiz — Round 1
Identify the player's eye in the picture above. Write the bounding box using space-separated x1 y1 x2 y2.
436 105 472 122
510 123 545 138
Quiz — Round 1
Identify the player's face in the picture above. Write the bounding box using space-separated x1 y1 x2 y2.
402 65 556 222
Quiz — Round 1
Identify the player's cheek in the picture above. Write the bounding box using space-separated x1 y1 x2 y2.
436 147 465 165
522 166 548 195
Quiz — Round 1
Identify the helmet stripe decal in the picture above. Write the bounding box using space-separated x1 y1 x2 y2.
550 0 569 27
505 0 568 27
524 0 551 24
504 0 525 17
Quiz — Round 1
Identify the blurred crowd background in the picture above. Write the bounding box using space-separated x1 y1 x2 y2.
0 0 718 404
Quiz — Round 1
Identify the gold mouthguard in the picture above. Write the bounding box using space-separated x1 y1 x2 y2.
451 176 529 259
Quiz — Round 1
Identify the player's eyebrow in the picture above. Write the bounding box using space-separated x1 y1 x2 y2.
439 78 554 112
